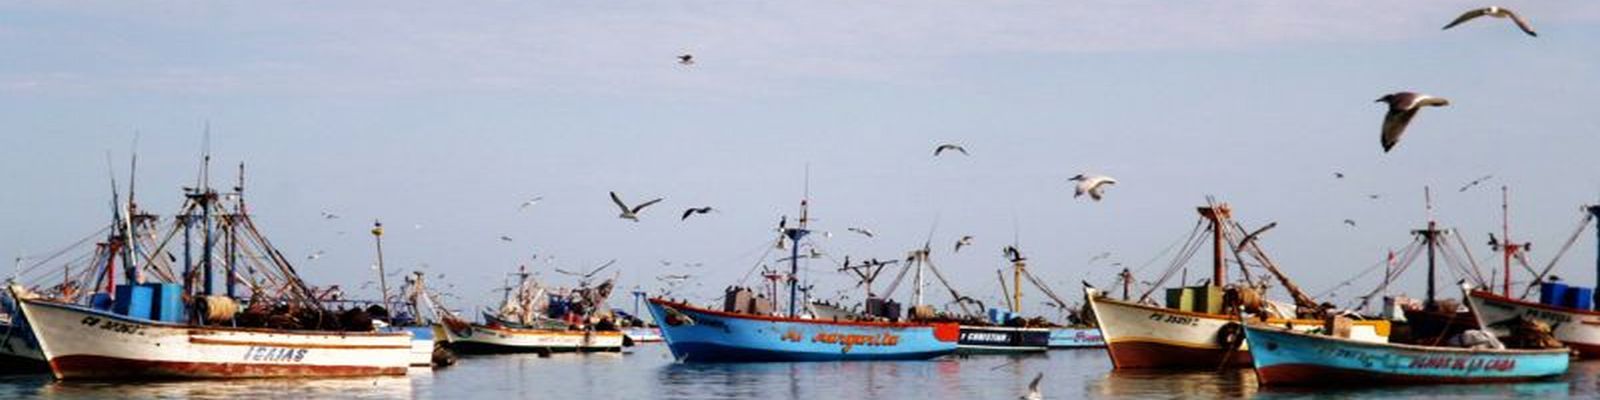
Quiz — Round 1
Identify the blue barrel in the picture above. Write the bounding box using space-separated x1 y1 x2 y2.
144 283 186 323
1566 287 1594 311
89 293 114 311
1541 282 1570 306
112 284 154 320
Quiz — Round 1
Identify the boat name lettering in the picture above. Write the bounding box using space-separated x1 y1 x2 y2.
1147 313 1198 326
1521 308 1573 323
960 332 1011 343
781 329 900 352
243 345 309 362
79 316 145 336
1407 356 1516 372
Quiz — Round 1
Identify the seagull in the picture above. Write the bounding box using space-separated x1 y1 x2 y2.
677 54 694 65
954 236 974 253
499 235 514 242
320 211 340 219
1368 194 1382 200
1334 172 1345 179
934 144 968 156
1343 219 1358 228
1459 175 1494 192
1442 6 1537 37
681 207 714 220
1003 246 1026 262
847 227 875 238
1069 174 1117 201
1376 92 1450 152
659 260 673 267
518 196 544 210
307 250 325 261
1021 372 1043 400
1087 252 1111 263
610 191 663 221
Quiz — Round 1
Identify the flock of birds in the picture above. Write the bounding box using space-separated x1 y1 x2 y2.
306 6 1544 399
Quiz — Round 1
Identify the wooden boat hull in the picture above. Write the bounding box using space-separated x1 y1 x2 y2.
440 323 623 354
956 325 1050 354
1085 287 1390 369
1465 288 1600 358
1048 327 1105 349
17 299 412 380
1244 324 1568 386
646 298 959 363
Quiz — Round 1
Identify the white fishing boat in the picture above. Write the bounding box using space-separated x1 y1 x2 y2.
14 293 411 379
440 263 625 354
13 160 415 379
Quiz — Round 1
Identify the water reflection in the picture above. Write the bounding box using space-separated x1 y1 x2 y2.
35 374 414 399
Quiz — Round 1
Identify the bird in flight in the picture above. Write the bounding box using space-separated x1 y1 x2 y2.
678 54 694 65
1442 6 1537 37
1343 219 1358 228
499 235 514 242
307 250 325 261
610 191 663 221
934 144 968 156
1376 92 1450 152
681 206 715 220
518 196 544 211
1088 252 1112 264
1368 194 1382 200
1333 172 1345 179
1459 175 1494 192
954 236 974 253
1003 246 1026 262
320 211 340 220
1020 372 1043 400
847 227 876 238
1069 174 1118 201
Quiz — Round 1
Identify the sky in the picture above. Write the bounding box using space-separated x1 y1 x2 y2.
3 1 1600 317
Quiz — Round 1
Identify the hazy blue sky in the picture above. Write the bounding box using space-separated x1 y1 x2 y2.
4 1 1600 315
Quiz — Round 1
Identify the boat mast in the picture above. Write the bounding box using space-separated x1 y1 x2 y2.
1501 186 1516 297
785 198 810 318
372 220 390 314
1415 187 1442 309
1198 203 1230 288
1589 205 1600 292
1012 254 1024 314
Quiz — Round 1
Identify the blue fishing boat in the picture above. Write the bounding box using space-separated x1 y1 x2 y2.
1243 323 1568 386
646 197 959 363
1048 327 1105 349
646 298 959 362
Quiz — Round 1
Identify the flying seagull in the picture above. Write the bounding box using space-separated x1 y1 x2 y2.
320 211 340 219
847 227 875 238
1442 6 1537 37
518 196 544 210
1376 92 1450 152
1368 194 1382 200
1021 372 1043 400
677 54 694 65
499 235 514 242
1334 172 1345 179
1343 219 1358 228
681 207 714 220
954 235 974 253
1069 174 1117 201
934 144 968 156
1459 175 1494 192
1088 252 1112 264
610 191 663 221
307 250 325 261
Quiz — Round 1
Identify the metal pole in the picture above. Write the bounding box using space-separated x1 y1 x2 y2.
201 192 214 296
372 221 390 316
1012 259 1023 314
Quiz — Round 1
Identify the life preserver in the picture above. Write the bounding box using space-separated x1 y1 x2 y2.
1216 322 1243 347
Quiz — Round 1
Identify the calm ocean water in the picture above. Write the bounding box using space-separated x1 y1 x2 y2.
0 346 1594 399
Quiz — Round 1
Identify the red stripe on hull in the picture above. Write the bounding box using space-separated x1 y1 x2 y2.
1105 340 1251 369
50 355 406 379
1257 363 1561 386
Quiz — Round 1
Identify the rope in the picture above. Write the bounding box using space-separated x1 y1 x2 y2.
1139 219 1210 302
1519 214 1593 300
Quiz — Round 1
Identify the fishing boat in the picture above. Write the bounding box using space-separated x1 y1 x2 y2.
0 311 46 373
619 290 663 344
1086 201 1391 369
646 197 960 362
13 162 413 379
440 264 624 354
1242 323 1568 386
1463 203 1600 358
1049 327 1105 349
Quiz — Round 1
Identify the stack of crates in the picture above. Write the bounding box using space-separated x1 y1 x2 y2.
1165 285 1224 314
